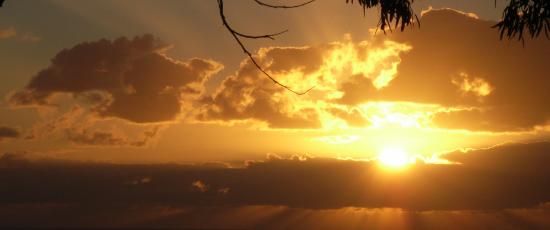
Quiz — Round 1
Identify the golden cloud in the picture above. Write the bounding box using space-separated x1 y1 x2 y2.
198 8 550 133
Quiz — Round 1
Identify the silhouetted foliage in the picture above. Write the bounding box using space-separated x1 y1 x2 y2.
0 0 5 7
345 0 550 41
346 0 419 32
493 0 550 41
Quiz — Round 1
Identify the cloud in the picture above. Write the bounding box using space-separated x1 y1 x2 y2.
336 9 550 131
66 126 160 147
16 104 160 147
1 141 549 211
197 37 410 129
442 141 550 173
10 34 222 123
7 34 221 146
18 33 41 42
200 9 546 132
0 27 41 42
0 27 16 39
5 9 549 136
197 46 330 129
191 180 209 192
0 126 20 141
329 107 369 127
197 9 550 133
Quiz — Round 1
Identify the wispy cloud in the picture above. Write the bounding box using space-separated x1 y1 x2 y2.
0 27 41 42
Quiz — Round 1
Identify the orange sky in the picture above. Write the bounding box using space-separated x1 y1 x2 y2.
1 1 550 229
0 0 548 164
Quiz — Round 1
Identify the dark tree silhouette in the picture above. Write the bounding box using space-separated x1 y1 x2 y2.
346 0 419 33
0 0 5 7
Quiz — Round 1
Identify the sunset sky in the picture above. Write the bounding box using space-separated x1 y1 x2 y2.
1 0 550 229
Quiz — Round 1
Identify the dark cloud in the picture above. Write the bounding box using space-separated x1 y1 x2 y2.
0 27 40 42
1 142 550 228
19 104 161 147
10 34 222 123
442 141 550 173
1 141 549 211
0 126 19 141
0 27 16 39
67 130 126 146
336 9 550 131
66 126 160 147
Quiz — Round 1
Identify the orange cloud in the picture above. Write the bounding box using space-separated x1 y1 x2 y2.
198 9 549 133
197 35 410 129
0 27 16 39
336 9 550 132
0 27 41 42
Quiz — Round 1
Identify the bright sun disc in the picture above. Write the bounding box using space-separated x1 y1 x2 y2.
378 147 410 168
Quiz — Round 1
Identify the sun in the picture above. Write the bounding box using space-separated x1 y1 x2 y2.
378 147 411 168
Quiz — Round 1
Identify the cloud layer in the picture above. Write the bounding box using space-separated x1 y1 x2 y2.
11 9 549 138
196 9 550 132
2 141 549 210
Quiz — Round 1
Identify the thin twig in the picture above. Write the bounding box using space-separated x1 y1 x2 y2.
217 0 315 95
254 0 315 9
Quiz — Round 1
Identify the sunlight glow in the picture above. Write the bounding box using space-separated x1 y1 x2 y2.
378 147 410 168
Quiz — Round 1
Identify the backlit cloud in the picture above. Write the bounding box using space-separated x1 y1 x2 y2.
197 36 410 129
197 8 549 133
358 9 550 131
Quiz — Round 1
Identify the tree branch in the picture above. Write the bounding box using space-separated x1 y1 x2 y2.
217 0 315 95
254 0 316 9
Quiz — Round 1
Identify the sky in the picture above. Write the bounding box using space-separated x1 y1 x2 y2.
1 0 550 229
